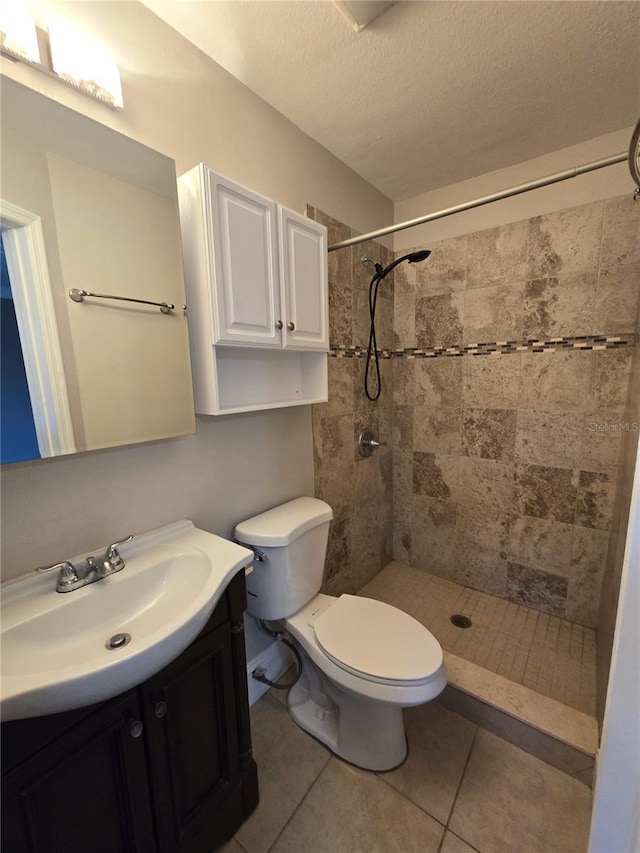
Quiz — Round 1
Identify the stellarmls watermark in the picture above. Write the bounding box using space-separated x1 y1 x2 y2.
587 422 639 432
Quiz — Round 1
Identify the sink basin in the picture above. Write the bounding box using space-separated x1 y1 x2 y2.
1 520 253 721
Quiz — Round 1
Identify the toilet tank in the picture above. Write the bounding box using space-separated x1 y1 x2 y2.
234 497 333 620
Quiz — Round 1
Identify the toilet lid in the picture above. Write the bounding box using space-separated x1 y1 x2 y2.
313 595 442 683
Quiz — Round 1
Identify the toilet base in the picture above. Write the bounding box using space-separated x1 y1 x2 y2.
287 663 408 772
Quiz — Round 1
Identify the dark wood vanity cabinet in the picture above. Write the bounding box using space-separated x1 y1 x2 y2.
1 570 259 853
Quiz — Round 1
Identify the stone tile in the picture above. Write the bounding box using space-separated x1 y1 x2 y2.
507 515 573 576
393 262 416 349
594 265 640 335
323 515 351 581
313 209 352 286
463 281 524 344
440 831 477 853
600 193 640 269
575 469 616 531
382 702 477 824
416 292 464 348
318 463 353 520
411 494 458 576
413 451 459 501
514 463 578 524
581 410 626 471
352 288 371 348
588 348 633 410
315 355 353 419
415 357 463 408
320 413 354 469
454 514 509 596
392 357 415 407
392 453 413 525
235 695 330 853
462 353 521 409
327 279 353 347
271 758 444 853
466 220 529 290
352 237 385 294
518 350 590 413
449 729 591 853
458 457 515 519
566 526 610 628
461 407 516 460
373 295 394 350
413 406 461 454
415 235 467 297
522 272 597 338
392 405 413 449
354 406 379 462
527 201 604 279
515 410 583 467
392 523 412 564
505 562 568 617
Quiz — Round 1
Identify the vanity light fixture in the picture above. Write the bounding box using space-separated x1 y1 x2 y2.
48 19 123 108
0 0 40 63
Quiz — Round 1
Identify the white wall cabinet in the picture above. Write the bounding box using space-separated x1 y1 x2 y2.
178 164 328 415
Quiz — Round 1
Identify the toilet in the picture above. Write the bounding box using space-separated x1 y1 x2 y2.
235 497 447 771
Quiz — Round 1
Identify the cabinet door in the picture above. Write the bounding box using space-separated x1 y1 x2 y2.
141 623 243 853
278 206 329 351
205 168 281 347
1 692 155 853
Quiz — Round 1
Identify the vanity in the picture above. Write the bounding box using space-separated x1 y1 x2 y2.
1 568 258 853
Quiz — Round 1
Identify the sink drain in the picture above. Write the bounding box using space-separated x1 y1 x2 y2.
107 632 131 650
450 614 472 629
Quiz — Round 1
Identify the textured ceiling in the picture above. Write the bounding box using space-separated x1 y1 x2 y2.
144 1 640 201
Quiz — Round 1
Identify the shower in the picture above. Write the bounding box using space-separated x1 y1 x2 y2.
362 250 431 400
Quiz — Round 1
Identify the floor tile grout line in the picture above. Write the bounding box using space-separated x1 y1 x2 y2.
444 725 480 832
265 751 333 853
375 766 448 837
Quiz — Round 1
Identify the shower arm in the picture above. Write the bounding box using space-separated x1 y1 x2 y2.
328 151 628 253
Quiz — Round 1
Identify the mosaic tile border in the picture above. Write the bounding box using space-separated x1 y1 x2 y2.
329 334 636 359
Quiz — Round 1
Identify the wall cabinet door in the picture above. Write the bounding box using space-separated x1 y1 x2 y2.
278 206 329 351
204 168 281 348
141 623 244 853
1 692 155 853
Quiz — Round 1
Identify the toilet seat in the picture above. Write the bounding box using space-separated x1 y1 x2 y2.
312 595 442 686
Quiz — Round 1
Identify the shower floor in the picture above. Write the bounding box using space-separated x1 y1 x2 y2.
359 561 596 717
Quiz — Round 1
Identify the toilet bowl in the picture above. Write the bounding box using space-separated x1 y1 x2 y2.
235 497 447 771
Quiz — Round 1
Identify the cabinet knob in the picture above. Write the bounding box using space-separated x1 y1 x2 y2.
154 701 167 719
129 719 144 739
287 321 295 331
275 320 283 330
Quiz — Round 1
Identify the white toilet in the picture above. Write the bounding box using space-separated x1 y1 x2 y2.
235 496 447 771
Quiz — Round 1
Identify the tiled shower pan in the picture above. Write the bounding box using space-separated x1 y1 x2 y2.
359 561 599 787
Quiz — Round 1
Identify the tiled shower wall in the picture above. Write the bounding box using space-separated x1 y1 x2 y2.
307 207 395 596
392 195 640 629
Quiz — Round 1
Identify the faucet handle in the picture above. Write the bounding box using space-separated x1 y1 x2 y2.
36 560 77 576
36 561 79 589
106 535 134 568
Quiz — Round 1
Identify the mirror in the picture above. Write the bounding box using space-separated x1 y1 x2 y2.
0 77 195 463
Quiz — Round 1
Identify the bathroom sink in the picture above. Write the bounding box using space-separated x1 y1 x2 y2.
1 520 253 721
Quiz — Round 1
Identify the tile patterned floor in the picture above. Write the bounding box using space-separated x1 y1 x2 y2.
360 562 597 716
222 693 592 853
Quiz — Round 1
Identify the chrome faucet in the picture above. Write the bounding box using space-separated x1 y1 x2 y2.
36 536 134 593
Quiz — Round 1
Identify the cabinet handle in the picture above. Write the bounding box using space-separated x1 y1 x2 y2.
129 719 144 739
287 321 295 331
154 701 167 719
275 320 283 330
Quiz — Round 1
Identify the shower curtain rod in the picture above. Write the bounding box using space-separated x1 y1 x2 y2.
327 151 628 252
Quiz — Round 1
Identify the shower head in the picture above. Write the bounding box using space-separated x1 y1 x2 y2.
377 249 431 280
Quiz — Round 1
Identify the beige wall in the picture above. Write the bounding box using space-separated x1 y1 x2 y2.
0 0 392 582
394 129 635 250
